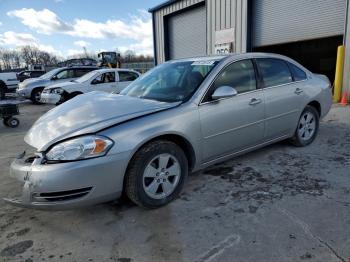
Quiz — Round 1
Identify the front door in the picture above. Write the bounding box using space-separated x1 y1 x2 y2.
90 72 116 93
199 59 265 162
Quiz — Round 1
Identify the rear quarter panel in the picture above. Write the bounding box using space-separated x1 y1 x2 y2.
302 75 332 118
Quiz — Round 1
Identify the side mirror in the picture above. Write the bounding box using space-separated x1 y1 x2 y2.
211 86 238 100
51 75 58 80
91 79 98 85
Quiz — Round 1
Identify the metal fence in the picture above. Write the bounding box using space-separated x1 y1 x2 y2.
121 62 155 73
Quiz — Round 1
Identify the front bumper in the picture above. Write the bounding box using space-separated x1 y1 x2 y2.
3 151 129 210
40 92 61 104
16 88 31 98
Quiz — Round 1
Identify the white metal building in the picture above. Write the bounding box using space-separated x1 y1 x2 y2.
149 0 350 97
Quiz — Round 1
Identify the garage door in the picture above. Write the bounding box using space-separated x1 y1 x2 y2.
167 5 206 59
253 0 347 47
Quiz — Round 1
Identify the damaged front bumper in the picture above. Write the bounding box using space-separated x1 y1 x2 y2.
3 151 128 210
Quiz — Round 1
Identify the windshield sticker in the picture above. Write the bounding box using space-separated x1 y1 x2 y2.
191 61 215 66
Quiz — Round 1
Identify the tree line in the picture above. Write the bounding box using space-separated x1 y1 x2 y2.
0 46 60 71
0 46 154 71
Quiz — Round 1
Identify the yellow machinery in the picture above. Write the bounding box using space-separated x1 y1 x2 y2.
97 52 121 68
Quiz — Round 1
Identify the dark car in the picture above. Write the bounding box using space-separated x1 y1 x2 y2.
17 70 46 82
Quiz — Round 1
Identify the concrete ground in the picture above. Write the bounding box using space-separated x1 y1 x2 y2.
0 103 349 262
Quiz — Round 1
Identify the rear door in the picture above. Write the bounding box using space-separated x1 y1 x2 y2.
257 58 306 140
116 71 139 93
199 59 265 162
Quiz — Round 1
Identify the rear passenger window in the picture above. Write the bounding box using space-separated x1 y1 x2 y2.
289 63 307 81
257 58 292 87
119 71 139 82
211 59 257 95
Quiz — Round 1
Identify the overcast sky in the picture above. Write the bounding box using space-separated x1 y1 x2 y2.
0 0 164 57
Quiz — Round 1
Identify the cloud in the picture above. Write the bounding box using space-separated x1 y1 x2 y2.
74 40 90 47
7 8 72 35
0 31 62 56
8 8 153 55
0 22 2 26
67 49 82 56
0 31 36 46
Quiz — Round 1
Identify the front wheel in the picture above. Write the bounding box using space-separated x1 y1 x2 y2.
290 106 319 147
6 117 19 128
125 140 188 208
31 88 44 104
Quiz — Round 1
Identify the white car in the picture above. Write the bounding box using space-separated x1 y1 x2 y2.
40 68 140 105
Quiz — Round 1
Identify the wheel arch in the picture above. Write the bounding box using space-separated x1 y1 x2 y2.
128 133 197 172
307 100 321 116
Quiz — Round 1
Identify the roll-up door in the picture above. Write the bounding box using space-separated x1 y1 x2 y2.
167 4 206 59
253 0 347 47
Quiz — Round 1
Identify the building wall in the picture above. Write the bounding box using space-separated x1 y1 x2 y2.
152 0 248 64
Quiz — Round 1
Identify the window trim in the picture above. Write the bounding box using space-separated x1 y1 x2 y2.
199 58 259 105
287 62 308 82
255 58 294 89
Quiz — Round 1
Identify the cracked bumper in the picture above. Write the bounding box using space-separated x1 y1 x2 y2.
3 152 130 210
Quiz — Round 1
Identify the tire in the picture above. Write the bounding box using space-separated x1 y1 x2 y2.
6 117 19 128
31 88 44 104
0 82 6 100
125 140 188 208
3 117 10 127
56 92 82 105
290 105 319 147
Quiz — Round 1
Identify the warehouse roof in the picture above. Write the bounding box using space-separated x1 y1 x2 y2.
148 0 179 12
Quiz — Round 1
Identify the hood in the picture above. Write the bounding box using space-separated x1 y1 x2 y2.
46 81 77 90
25 92 179 151
21 78 50 88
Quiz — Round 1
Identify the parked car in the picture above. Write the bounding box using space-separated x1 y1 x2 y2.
16 66 98 104
17 70 46 82
4 53 332 210
0 72 20 100
40 68 140 105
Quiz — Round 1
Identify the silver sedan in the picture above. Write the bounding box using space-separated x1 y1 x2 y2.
4 53 332 210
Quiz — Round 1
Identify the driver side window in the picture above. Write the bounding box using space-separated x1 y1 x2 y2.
92 72 115 85
209 60 257 100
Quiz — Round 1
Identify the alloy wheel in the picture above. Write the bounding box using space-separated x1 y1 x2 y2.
142 153 181 199
298 111 316 141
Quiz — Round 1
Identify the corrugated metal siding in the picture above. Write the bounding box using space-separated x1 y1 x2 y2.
154 0 205 63
207 0 248 54
168 5 207 59
253 0 347 47
153 0 248 64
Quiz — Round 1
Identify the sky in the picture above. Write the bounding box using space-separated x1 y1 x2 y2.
0 0 164 58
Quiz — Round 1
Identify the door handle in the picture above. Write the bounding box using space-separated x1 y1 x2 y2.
295 88 303 95
249 98 262 106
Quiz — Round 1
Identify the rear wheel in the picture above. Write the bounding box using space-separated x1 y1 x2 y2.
290 106 319 147
125 140 188 208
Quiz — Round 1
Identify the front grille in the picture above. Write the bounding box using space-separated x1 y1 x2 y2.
33 187 92 202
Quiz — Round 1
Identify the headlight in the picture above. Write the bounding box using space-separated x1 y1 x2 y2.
46 135 114 162
50 87 64 94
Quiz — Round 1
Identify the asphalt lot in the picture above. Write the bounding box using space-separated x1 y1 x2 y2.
0 102 349 262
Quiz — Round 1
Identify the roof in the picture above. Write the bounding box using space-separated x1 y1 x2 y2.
148 0 179 12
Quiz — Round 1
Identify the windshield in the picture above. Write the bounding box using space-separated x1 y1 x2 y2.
39 68 62 79
73 70 99 83
120 60 219 102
